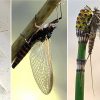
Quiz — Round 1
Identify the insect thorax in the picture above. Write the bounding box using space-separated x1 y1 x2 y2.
92 9 100 31
31 24 56 43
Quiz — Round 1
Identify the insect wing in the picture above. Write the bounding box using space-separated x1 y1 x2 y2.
30 39 53 94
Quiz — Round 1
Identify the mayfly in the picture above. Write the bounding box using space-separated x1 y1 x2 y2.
76 5 100 94
87 8 100 61
12 3 62 94
87 7 100 95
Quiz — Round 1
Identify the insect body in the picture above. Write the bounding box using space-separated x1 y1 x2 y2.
76 6 100 94
76 6 100 59
12 19 60 94
12 3 62 94
12 15 62 94
88 33 96 57
12 2 62 69
87 8 100 59
87 8 100 95
12 21 57 68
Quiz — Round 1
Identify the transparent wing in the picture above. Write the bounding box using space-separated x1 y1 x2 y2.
30 39 53 94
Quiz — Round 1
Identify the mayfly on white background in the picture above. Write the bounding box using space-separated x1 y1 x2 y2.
12 3 62 95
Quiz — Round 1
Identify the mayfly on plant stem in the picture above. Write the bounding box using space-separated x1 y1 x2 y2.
76 5 100 65
76 5 100 76
76 6 100 98
12 3 62 94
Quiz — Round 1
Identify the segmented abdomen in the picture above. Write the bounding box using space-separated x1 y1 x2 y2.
88 33 96 55
12 42 31 68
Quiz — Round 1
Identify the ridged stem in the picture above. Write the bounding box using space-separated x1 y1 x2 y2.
75 42 87 100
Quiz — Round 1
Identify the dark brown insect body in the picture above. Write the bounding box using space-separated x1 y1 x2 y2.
12 21 57 68
88 33 96 56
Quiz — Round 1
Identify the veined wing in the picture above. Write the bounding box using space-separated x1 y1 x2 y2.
30 38 53 95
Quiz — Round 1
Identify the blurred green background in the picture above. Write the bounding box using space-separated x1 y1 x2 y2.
12 0 67 100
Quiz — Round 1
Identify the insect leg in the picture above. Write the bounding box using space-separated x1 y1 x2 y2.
20 33 29 44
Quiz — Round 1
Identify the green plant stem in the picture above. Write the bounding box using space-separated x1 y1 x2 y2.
75 42 87 100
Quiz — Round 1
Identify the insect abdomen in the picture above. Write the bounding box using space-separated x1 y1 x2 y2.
88 33 96 55
12 43 31 68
